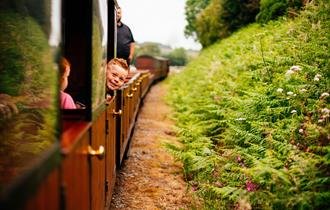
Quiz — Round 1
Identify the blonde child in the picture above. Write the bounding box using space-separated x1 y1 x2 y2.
106 58 130 99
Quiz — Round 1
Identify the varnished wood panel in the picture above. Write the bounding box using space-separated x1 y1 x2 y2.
139 72 151 99
122 86 130 160
24 169 60 210
91 111 106 210
62 132 90 210
105 97 117 208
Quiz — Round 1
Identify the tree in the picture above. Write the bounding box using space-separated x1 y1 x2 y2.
184 0 211 40
135 42 161 57
256 0 304 24
195 0 225 47
194 0 260 47
222 0 260 32
163 48 188 66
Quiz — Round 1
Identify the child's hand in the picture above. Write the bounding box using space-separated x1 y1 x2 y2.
75 101 86 109
106 94 112 101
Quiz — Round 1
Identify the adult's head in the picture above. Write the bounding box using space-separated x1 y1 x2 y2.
60 57 71 91
116 7 122 23
106 58 129 91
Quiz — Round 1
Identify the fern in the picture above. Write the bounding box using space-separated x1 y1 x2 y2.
167 0 330 208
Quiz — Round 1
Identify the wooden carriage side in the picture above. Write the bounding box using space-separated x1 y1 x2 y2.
135 55 170 81
0 0 162 209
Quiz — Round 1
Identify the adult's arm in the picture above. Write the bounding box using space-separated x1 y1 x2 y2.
129 42 135 63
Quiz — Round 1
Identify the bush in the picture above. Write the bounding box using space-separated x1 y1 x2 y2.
163 48 188 66
195 0 260 47
256 0 304 23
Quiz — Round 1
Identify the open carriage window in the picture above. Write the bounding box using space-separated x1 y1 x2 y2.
62 0 107 120
0 0 61 198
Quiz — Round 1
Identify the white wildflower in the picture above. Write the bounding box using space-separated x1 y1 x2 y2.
314 73 321 81
287 91 294 95
236 118 246 121
290 66 302 72
299 129 304 134
321 108 330 114
277 88 283 93
293 94 297 97
300 88 307 93
287 28 294 34
286 69 295 75
322 108 330 113
320 92 329 99
318 119 324 123
291 110 297 114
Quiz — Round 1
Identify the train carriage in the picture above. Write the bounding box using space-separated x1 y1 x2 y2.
135 55 170 82
0 0 169 209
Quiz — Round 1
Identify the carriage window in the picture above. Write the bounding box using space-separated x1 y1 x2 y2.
62 0 90 115
62 0 107 120
0 0 60 190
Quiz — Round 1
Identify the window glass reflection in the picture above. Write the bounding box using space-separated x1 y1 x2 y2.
0 0 59 186
92 0 108 110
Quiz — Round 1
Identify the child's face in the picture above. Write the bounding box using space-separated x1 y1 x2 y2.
61 67 70 91
106 64 128 90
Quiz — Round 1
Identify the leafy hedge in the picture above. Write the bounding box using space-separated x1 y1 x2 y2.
185 0 304 48
167 1 329 209
256 0 304 24
194 0 260 47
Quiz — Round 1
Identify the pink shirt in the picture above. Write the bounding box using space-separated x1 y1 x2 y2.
61 91 76 109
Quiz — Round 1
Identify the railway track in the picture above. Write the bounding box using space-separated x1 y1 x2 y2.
110 81 194 210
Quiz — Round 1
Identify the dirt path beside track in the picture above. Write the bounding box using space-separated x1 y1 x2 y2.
110 79 197 210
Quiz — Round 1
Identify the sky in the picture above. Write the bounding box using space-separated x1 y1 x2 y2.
118 0 202 51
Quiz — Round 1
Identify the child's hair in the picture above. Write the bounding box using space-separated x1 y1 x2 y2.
60 57 71 76
107 58 129 73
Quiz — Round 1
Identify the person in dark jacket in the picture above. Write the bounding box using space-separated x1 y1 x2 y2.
116 7 135 66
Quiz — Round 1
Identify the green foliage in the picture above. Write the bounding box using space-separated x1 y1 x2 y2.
0 0 51 35
92 5 106 110
167 1 330 208
256 0 288 24
135 42 161 57
187 0 260 47
222 0 260 32
185 0 306 48
0 11 54 97
184 0 211 39
195 0 225 47
256 0 304 23
163 48 188 66
0 9 58 182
